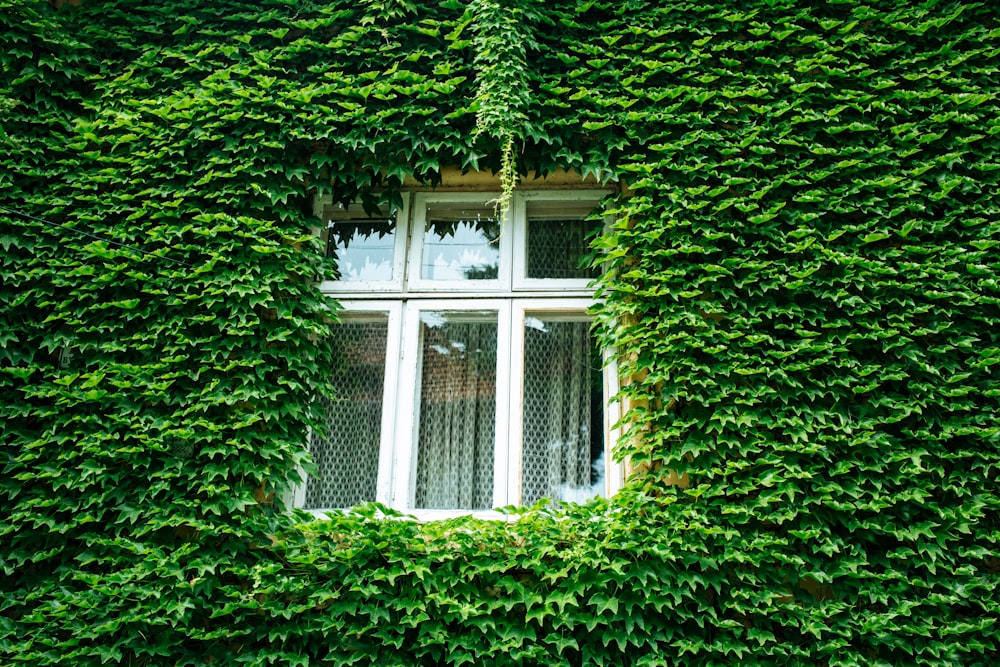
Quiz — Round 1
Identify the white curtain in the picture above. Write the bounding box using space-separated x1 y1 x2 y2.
521 319 597 505
305 320 386 509
414 315 497 509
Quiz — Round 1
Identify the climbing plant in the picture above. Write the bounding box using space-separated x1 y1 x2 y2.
1 0 997 665
469 0 538 218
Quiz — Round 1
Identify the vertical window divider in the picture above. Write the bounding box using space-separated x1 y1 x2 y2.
505 301 528 509
510 195 528 289
375 302 403 506
492 301 514 509
393 302 422 510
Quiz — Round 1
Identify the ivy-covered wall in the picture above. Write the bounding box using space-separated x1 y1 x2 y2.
2 0 998 665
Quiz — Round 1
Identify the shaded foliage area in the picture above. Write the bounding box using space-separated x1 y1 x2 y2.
1 0 997 664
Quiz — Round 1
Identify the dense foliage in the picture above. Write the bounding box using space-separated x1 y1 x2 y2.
2 0 997 664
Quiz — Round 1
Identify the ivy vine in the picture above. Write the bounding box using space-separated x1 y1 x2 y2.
1 0 997 665
469 0 538 218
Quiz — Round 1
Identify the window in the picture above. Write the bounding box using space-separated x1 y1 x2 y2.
298 190 622 519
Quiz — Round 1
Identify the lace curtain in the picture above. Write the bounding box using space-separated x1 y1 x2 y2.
414 314 498 509
521 319 598 505
307 313 599 511
304 320 386 509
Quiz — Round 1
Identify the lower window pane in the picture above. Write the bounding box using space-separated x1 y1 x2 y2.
521 317 604 505
414 311 498 510
305 317 387 509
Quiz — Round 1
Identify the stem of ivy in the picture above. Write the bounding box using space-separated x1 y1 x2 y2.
496 131 517 221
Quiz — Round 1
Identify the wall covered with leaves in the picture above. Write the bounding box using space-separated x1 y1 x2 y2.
2 0 997 664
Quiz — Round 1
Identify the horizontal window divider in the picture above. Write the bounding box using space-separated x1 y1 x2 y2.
326 291 598 300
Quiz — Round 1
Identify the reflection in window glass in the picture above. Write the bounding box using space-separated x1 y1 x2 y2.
421 205 500 281
525 201 600 280
306 317 388 509
326 219 396 282
414 311 498 509
521 317 604 505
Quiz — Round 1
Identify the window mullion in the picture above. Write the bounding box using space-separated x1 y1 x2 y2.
493 301 514 508
510 194 528 291
375 302 404 506
505 301 527 507
391 303 422 510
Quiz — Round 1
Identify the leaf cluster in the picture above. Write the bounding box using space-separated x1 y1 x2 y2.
1 0 998 665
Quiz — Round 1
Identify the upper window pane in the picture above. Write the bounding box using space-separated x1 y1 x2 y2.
327 218 396 282
525 201 600 280
414 311 498 510
421 205 500 281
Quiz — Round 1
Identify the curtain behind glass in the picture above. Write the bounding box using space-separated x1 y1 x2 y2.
525 201 600 280
414 312 498 509
525 218 599 280
305 319 387 509
521 318 601 505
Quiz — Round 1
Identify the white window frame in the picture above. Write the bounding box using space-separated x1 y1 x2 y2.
302 190 623 520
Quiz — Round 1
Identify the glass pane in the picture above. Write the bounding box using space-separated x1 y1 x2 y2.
414 311 498 509
526 202 600 280
305 317 388 509
326 218 396 282
421 205 500 281
521 317 604 505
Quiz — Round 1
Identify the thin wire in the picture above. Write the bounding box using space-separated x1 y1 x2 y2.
0 205 193 268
